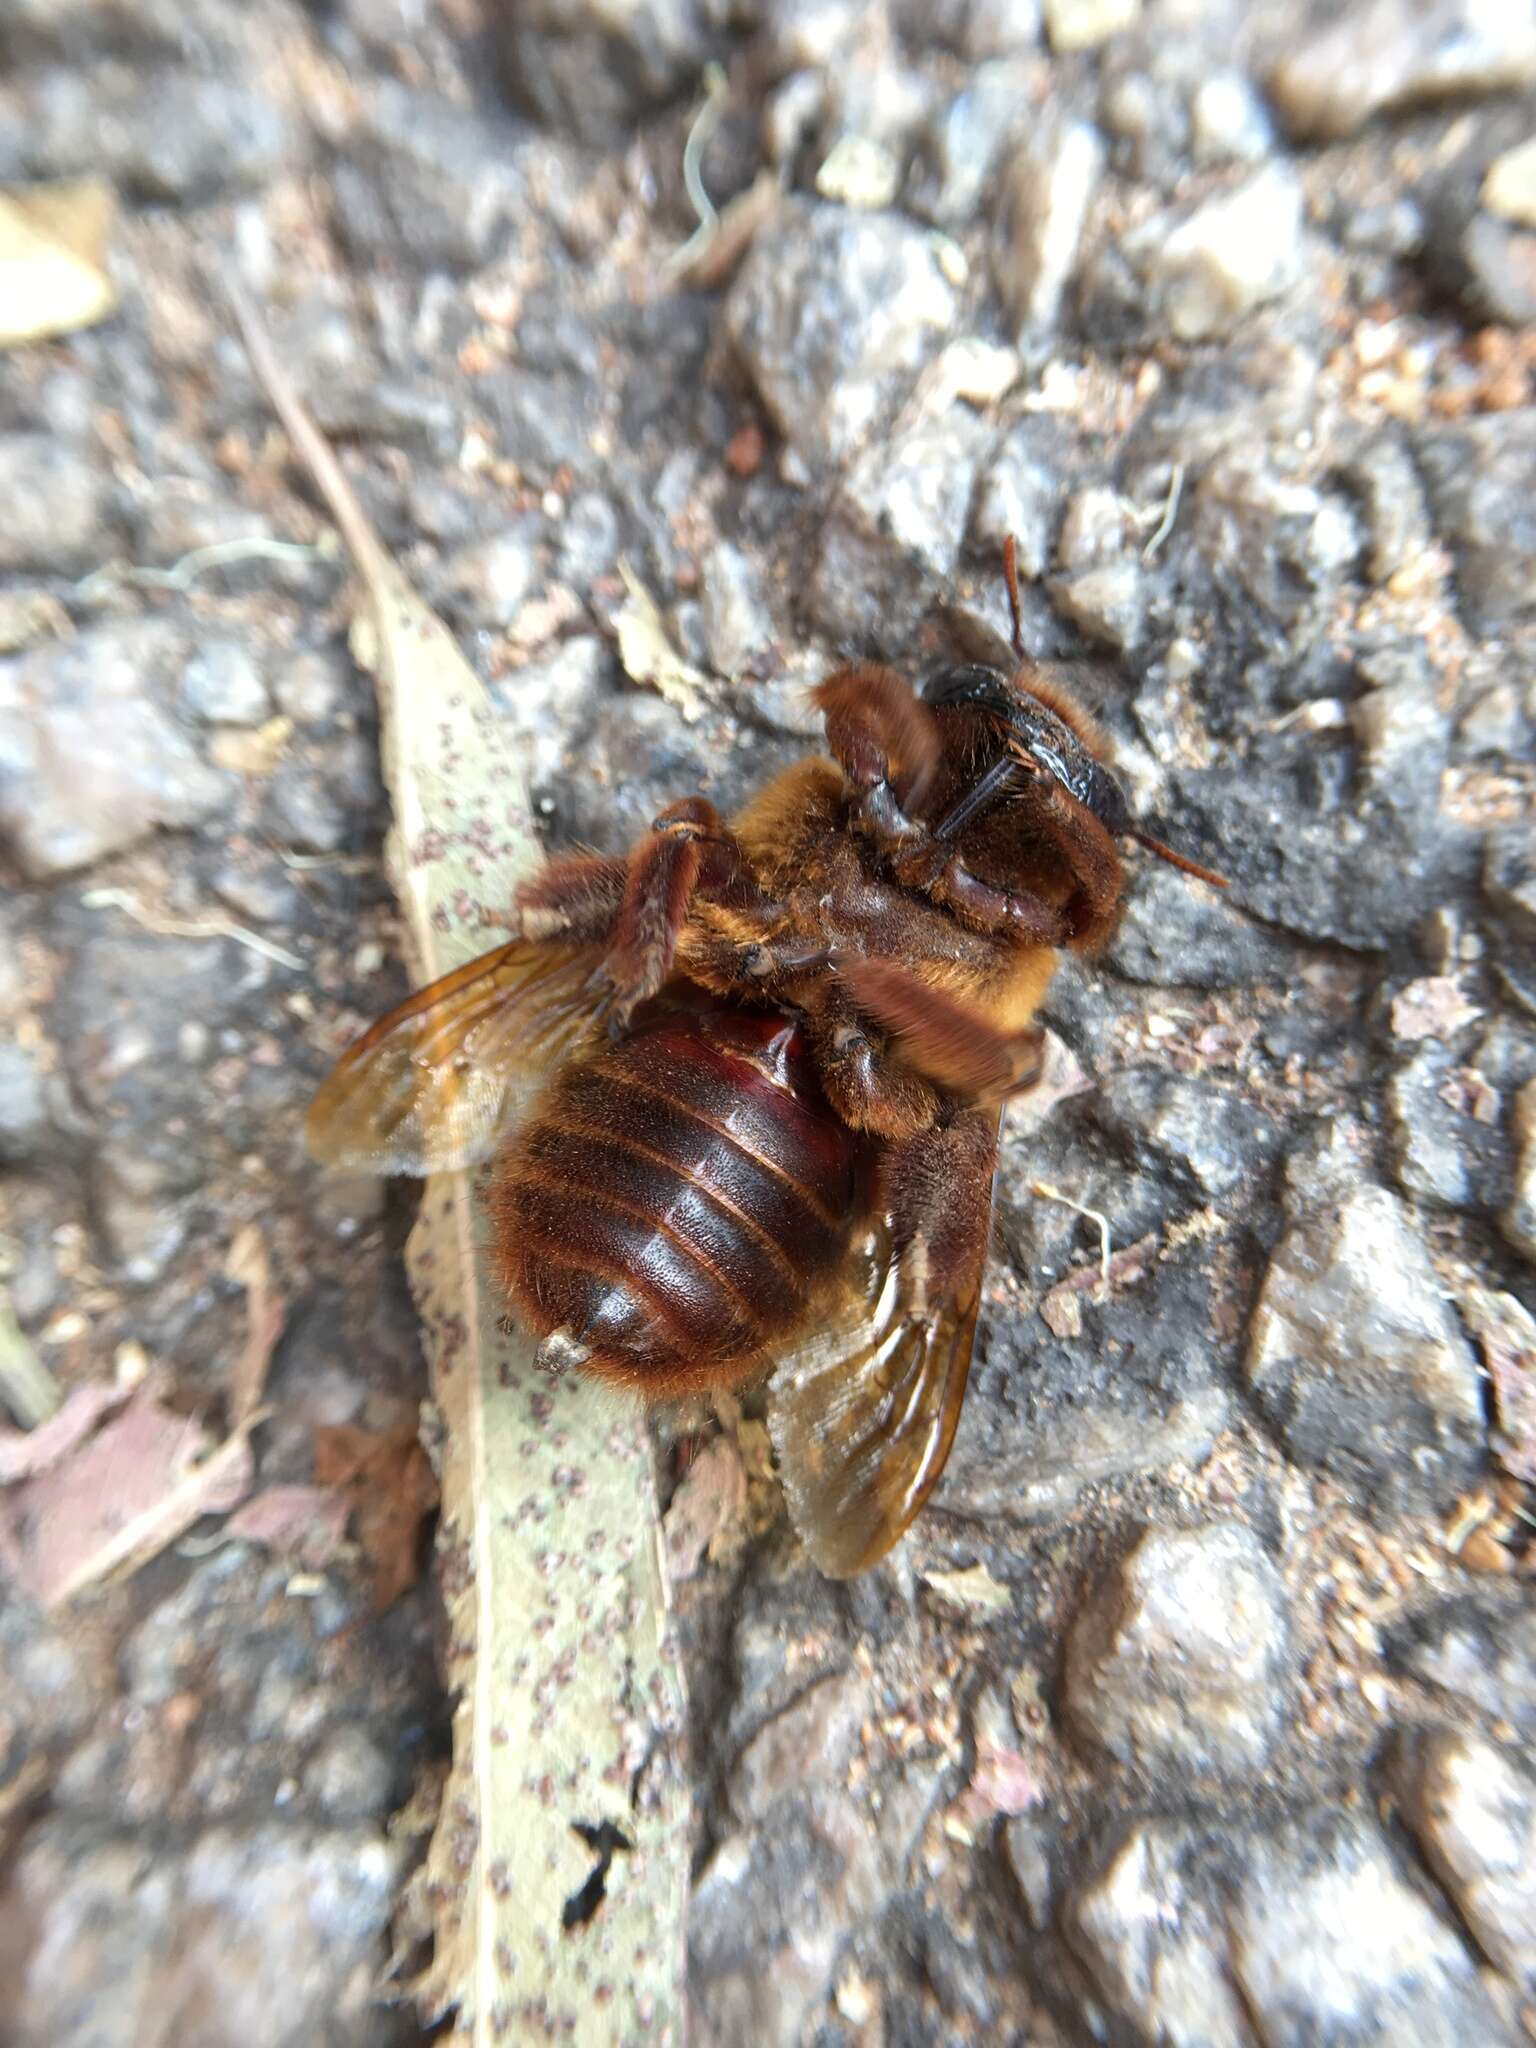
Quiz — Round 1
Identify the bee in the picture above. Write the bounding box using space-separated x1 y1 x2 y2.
306 541 1225 1576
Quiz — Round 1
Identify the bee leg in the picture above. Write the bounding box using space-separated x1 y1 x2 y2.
892 841 1069 944
808 994 942 1141
812 666 1075 944
718 934 832 986
512 852 630 942
600 800 772 1029
833 956 1046 1099
814 662 942 854
877 1106 1000 1317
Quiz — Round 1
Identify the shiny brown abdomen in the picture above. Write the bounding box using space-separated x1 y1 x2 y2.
487 1009 857 1396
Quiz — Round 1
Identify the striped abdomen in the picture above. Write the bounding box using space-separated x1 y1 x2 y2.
488 1009 857 1396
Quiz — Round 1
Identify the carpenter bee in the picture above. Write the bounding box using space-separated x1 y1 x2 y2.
306 541 1225 1576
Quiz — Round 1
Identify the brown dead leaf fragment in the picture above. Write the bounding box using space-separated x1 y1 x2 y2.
0 1377 131 1484
1040 1290 1084 1340
314 1421 439 1611
961 1741 1043 1825
0 178 118 346
674 168 782 288
224 1224 286 1426
664 1435 747 1580
225 1484 351 1569
1037 1233 1159 1332
0 1373 253 1608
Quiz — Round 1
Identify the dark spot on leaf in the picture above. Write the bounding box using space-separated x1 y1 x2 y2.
561 1819 632 1931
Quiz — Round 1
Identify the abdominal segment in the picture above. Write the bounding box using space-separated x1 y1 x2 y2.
487 1010 857 1396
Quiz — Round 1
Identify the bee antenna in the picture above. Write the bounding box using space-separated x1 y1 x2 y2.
1001 534 1026 661
1129 828 1229 889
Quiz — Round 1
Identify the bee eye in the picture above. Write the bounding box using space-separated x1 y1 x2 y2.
1083 761 1132 835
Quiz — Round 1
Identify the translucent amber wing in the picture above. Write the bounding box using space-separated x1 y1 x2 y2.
767 1123 998 1578
305 939 603 1175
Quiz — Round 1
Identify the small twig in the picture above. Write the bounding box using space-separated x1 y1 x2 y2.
273 847 373 872
73 536 334 604
663 62 729 280
1141 462 1185 563
1032 1181 1112 1293
81 887 303 971
0 1290 59 1430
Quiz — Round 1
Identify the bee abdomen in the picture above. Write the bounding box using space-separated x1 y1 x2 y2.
488 1010 856 1396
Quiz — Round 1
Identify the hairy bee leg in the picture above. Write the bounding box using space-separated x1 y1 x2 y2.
877 1107 1000 1317
600 799 770 1027
512 852 630 941
690 931 832 988
833 956 1046 1099
807 993 942 1142
891 840 1069 944
814 662 942 854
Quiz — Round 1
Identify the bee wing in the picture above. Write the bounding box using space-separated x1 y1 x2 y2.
767 1114 999 1578
305 939 604 1176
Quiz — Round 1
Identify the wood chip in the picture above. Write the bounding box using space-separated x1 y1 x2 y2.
313 1423 438 1607
613 558 713 722
225 1223 286 1426
0 178 118 347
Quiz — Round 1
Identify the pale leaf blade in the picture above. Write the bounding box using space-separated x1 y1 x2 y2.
231 283 689 2046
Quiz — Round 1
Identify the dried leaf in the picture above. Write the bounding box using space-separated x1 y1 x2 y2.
1037 1232 1159 1330
209 714 293 777
313 1421 439 1610
225 1224 286 1425
1039 1289 1084 1340
224 1483 350 1568
664 1436 747 1580
614 558 712 722
0 1374 253 1607
1005 1029 1093 1135
0 1376 130 1484
920 1560 1015 1617
232 283 688 2044
946 1687 1042 1839
968 1741 1043 1817
0 178 118 347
